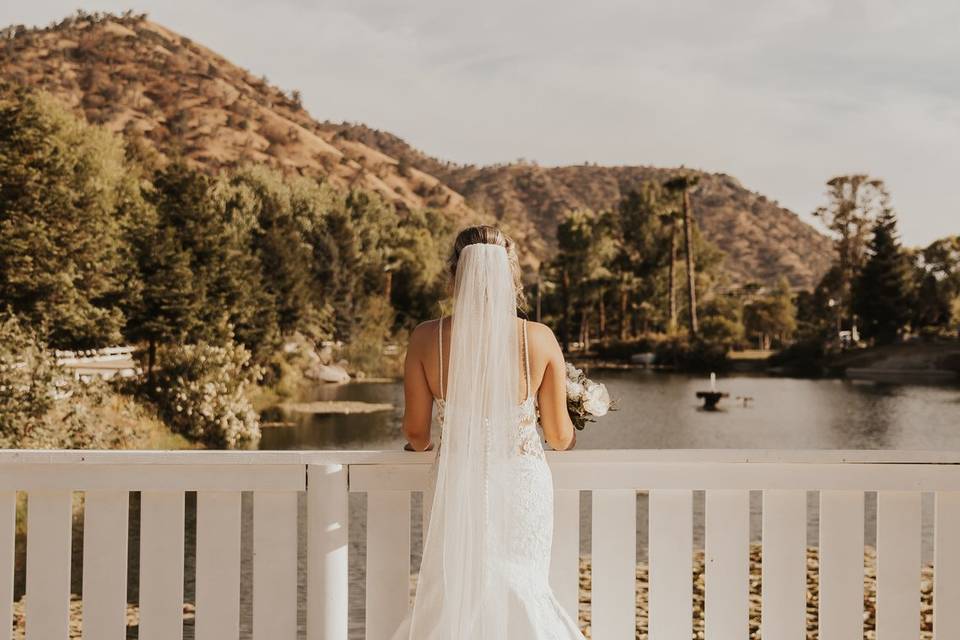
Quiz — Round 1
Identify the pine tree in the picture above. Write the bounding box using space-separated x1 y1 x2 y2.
814 175 889 330
149 163 278 352
0 85 140 348
129 224 202 379
853 208 912 344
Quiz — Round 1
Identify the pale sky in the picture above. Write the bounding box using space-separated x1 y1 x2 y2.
4 1 959 247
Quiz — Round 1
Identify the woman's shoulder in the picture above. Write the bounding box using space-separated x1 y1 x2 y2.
408 318 441 349
524 319 557 339
412 317 442 333
523 320 561 352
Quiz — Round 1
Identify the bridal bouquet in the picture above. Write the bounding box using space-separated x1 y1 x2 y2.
565 363 612 430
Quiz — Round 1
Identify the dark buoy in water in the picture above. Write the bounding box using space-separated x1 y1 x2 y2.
696 372 729 411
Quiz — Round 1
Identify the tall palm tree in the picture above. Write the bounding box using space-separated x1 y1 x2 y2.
665 172 701 336
659 211 679 333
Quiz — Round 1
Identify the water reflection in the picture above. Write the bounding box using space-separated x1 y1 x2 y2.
259 381 406 450
260 372 960 452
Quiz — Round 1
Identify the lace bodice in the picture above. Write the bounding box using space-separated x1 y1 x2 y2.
434 317 545 460
433 394 545 460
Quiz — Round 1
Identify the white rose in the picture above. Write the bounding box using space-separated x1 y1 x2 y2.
582 382 610 417
565 363 582 380
565 379 585 400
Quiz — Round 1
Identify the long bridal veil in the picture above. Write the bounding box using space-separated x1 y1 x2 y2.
409 243 519 639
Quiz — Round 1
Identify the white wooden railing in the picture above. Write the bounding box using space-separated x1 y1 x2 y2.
3 449 960 639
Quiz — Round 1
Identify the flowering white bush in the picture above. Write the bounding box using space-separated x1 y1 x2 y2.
564 363 612 430
0 313 154 449
154 341 262 449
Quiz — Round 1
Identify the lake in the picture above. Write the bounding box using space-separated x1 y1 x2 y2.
260 369 960 452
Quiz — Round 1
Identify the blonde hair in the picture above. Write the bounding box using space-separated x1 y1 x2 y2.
447 225 526 312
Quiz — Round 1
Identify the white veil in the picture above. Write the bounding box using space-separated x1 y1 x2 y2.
410 242 518 639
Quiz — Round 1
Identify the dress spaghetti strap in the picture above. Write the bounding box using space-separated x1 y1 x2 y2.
522 319 531 402
437 317 444 400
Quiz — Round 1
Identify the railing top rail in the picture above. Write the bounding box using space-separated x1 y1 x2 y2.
1 448 959 465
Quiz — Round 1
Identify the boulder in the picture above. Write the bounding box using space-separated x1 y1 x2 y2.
305 362 350 383
630 352 656 366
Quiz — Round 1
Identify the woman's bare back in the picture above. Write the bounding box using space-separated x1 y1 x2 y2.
402 316 575 452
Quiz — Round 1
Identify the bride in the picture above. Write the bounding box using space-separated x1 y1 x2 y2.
393 226 585 639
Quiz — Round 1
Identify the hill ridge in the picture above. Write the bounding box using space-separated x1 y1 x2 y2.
0 12 834 288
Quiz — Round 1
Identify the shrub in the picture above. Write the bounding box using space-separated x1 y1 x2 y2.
0 313 56 446
260 119 291 146
767 337 828 377
0 312 161 449
654 334 730 372
594 337 658 361
153 340 262 448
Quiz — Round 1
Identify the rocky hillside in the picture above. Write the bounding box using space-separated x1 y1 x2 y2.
0 13 480 224
330 124 835 287
1 12 834 288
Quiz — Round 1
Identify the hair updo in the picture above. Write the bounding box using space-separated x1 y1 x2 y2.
447 225 526 312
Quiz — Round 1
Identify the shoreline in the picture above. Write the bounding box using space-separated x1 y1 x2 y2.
279 400 394 415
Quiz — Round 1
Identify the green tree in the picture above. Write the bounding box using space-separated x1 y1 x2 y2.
912 236 960 333
613 185 673 337
314 190 402 341
814 175 889 328
0 85 141 348
388 208 456 327
554 209 616 350
743 277 797 350
128 223 203 378
218 166 316 345
852 208 912 344
138 163 278 358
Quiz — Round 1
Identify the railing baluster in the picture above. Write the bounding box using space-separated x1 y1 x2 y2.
761 490 807 639
253 491 298 640
82 490 130 640
25 490 72 640
0 449 958 640
139 490 185 640
366 490 411 640
877 491 920 640
934 491 960 639
550 489 580 623
705 490 749 639
0 491 13 639
195 491 242 640
592 489 637 638
422 485 435 544
818 490 864 640
307 463 348 640
649 489 693 640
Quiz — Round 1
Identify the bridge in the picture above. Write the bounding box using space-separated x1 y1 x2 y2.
3 448 959 639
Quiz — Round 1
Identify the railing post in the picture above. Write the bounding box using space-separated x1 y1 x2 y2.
307 463 349 640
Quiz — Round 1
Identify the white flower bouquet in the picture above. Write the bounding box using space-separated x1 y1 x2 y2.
564 363 612 430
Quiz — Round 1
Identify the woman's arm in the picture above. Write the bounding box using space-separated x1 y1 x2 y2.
402 323 434 451
531 323 576 451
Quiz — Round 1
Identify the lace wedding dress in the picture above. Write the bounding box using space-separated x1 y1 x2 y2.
391 244 584 640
